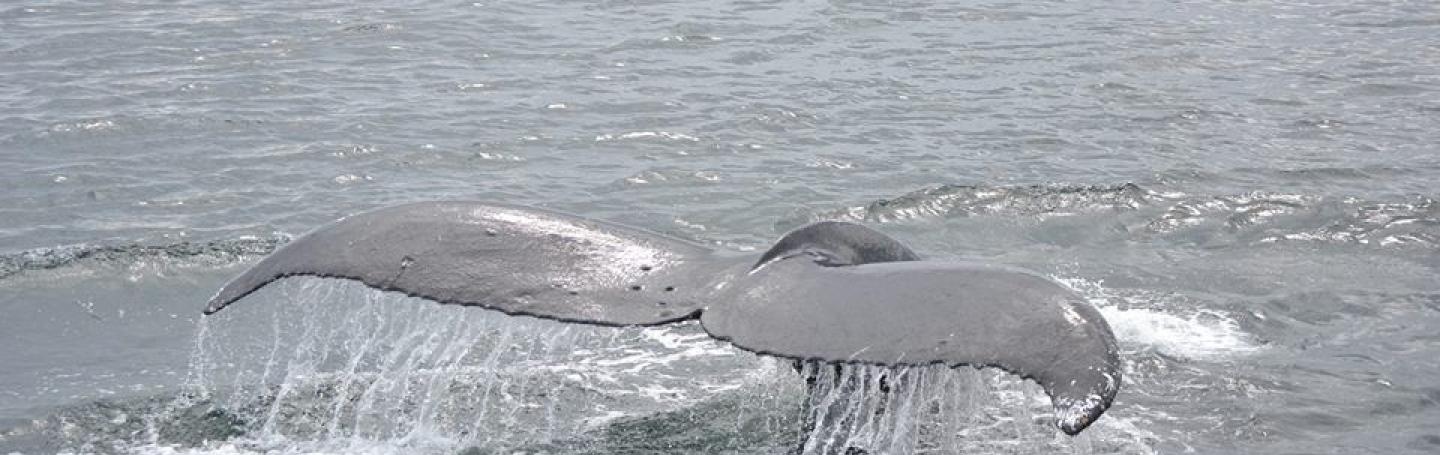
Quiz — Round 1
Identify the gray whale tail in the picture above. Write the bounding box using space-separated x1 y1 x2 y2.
204 201 1121 435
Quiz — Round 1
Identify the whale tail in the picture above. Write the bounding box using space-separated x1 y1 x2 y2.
204 201 732 326
204 201 1121 435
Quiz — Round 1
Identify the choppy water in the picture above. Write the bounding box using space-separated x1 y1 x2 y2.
2 0 1438 453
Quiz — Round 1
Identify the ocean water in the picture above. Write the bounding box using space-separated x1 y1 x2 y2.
2 0 1438 453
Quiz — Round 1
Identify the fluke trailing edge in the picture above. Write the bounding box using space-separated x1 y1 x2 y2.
204 201 1122 435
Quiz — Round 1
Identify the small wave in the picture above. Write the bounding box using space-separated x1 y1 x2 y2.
593 131 700 142
1145 192 1311 233
47 118 118 133
803 183 1155 223
1147 193 1440 249
0 236 287 281
809 184 1440 249
660 35 721 44
340 23 401 34
1259 197 1440 248
612 168 722 187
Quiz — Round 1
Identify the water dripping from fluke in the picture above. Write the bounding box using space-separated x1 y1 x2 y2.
161 279 1130 454
159 280 780 453
790 361 1077 455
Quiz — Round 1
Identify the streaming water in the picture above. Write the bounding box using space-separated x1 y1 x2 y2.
159 280 778 453
121 279 1149 455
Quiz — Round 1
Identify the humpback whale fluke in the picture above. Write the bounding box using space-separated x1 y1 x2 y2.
204 201 1121 435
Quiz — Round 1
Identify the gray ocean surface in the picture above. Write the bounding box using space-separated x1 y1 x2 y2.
2 0 1438 453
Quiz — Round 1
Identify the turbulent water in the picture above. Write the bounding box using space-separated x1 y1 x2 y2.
2 0 1438 453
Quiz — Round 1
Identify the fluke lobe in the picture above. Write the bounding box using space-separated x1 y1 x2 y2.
204 201 1121 435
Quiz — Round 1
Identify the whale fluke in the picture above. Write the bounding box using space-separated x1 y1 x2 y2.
204 201 736 325
204 201 1121 435
701 259 1120 435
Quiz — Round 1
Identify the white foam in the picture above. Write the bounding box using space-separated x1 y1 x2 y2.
1057 278 1262 360
1099 306 1261 360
